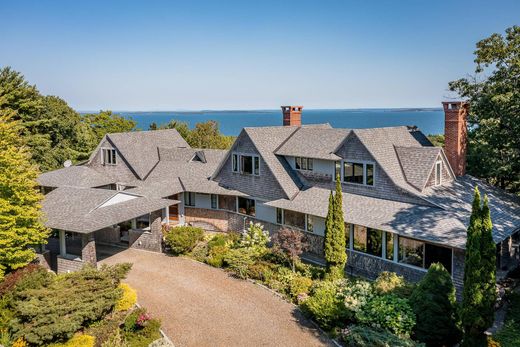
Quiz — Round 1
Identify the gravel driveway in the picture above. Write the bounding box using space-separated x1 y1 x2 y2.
100 248 333 347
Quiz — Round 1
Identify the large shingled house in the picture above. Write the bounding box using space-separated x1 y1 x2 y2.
37 103 520 294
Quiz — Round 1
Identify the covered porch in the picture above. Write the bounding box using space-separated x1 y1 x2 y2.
40 186 180 273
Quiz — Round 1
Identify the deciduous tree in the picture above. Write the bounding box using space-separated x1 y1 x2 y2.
449 26 520 195
0 104 49 279
272 228 308 272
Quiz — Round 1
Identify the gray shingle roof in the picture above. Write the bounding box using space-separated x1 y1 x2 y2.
395 146 442 191
275 127 350 160
424 175 520 244
42 186 177 233
105 129 189 179
37 166 114 188
243 126 304 199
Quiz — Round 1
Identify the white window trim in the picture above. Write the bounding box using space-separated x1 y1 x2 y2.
231 152 260 176
101 147 117 166
434 161 442 186
295 157 314 172
340 159 376 187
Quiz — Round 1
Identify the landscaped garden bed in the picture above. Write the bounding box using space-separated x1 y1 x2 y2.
163 222 455 346
0 263 166 347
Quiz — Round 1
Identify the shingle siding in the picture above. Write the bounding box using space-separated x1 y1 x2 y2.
214 132 289 200
89 139 137 182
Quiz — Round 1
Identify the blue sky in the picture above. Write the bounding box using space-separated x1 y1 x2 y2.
1 1 518 110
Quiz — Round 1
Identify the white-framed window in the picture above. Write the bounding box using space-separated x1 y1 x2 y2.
295 157 313 171
184 192 196 207
101 148 117 165
435 161 442 186
276 208 284 224
306 214 314 233
211 194 218 209
232 152 260 176
341 160 375 186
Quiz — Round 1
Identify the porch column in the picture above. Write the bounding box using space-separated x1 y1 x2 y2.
81 233 97 265
164 207 169 224
131 218 137 229
59 230 66 257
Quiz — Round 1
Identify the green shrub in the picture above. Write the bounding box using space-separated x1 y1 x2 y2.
189 241 209 262
239 222 270 252
10 263 131 345
343 325 424 347
48 334 96 347
164 226 204 255
0 264 50 297
100 329 127 347
495 292 520 347
123 308 161 347
373 271 413 298
247 261 274 281
355 294 415 337
301 280 349 330
264 266 294 295
409 263 461 346
342 280 373 316
224 248 255 279
206 245 229 268
85 311 126 347
289 275 313 299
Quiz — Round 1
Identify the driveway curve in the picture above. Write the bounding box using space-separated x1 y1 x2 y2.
100 248 333 347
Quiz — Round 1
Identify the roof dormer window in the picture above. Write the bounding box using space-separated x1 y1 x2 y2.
101 148 116 165
232 152 260 176
435 161 442 186
341 160 375 186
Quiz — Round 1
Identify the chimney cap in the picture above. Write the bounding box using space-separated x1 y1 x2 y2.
442 101 468 111
281 106 303 112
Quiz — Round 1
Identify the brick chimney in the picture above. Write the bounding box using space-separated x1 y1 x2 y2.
281 106 303 126
442 101 468 176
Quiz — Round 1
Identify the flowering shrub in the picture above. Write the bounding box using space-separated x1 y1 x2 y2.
240 222 270 250
136 312 151 328
342 280 373 314
373 271 414 298
355 294 416 337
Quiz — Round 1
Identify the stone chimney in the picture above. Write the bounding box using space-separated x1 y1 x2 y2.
442 101 468 176
281 106 303 126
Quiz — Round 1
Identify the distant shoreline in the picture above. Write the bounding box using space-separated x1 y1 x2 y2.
79 107 442 114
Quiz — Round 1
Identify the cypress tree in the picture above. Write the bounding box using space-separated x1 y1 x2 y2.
0 104 49 280
410 262 462 347
324 174 346 280
461 186 496 347
480 195 496 329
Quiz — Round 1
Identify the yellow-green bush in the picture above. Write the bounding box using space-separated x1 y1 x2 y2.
12 338 28 347
115 283 137 312
49 334 95 347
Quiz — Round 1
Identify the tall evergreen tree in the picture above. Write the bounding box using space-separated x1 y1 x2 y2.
324 174 346 280
0 102 49 279
410 263 462 347
461 186 496 347
480 196 497 329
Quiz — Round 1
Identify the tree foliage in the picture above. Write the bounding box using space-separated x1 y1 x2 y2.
410 263 461 347
272 228 308 272
150 119 234 149
0 66 136 171
0 105 49 278
10 263 131 345
324 175 347 280
449 26 520 194
461 186 497 347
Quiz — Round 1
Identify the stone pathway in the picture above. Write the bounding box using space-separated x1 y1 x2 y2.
100 248 334 347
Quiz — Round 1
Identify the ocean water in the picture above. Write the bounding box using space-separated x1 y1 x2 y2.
115 108 444 136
